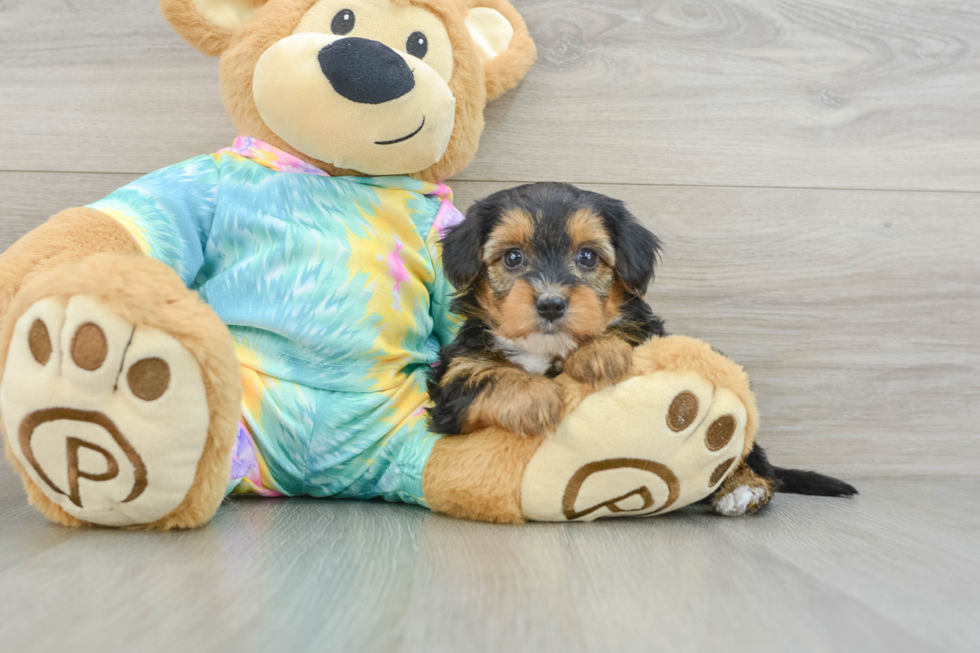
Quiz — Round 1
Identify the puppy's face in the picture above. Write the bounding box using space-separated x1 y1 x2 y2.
479 207 617 341
444 183 660 344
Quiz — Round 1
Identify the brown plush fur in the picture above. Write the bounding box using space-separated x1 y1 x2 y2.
460 0 536 101
161 0 536 182
0 209 141 319
422 425 543 523
0 253 242 530
160 0 267 57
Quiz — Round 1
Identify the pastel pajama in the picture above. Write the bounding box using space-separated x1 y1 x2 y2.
88 137 463 506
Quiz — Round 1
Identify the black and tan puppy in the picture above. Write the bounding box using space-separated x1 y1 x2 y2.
427 182 857 515
427 182 665 438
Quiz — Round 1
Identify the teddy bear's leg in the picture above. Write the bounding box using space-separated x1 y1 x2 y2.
422 335 761 523
0 251 241 529
422 426 544 524
0 208 143 314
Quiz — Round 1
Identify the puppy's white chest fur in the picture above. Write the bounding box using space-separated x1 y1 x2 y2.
494 333 578 375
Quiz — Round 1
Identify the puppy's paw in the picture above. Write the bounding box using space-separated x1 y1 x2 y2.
563 337 633 389
712 479 772 516
497 377 565 437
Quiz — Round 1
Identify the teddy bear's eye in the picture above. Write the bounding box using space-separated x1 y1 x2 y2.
406 31 428 59
331 9 355 35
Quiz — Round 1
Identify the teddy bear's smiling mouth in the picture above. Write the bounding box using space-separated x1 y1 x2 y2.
375 116 425 145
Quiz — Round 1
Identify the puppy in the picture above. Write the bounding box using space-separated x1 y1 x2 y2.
427 182 665 438
427 182 857 515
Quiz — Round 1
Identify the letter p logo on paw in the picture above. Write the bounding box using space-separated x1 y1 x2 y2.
1 296 212 527
18 408 147 509
521 371 748 522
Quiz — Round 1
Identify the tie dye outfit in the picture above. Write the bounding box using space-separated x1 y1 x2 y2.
88 137 463 506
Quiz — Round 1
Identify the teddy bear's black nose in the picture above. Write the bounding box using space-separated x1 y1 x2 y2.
318 37 416 105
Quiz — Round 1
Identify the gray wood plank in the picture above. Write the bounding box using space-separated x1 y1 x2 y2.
738 475 980 651
0 172 141 248
1 1 979 190
2 172 978 477
1 459 976 653
0 461 82 574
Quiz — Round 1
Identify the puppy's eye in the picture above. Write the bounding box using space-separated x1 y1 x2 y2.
577 248 598 269
331 9 355 35
503 248 524 269
407 31 428 59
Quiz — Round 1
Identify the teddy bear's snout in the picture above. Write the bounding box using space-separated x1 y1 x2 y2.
318 37 416 105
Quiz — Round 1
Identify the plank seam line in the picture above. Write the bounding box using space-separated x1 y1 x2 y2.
3 170 980 196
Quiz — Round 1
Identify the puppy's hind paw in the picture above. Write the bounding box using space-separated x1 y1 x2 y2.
712 483 771 516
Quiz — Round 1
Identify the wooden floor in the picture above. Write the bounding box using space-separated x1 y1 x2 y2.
1 0 978 651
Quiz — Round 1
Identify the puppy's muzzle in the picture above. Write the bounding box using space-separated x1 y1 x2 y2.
536 294 567 322
318 37 415 105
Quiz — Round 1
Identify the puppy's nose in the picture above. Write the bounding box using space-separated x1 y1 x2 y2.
536 295 568 322
318 37 415 105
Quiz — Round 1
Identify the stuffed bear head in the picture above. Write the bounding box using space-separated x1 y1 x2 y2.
161 0 536 181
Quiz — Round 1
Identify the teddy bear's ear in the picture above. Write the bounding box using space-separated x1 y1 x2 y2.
160 0 269 56
463 0 537 101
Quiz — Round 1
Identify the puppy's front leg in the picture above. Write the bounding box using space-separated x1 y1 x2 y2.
563 335 633 390
430 356 564 437
464 366 564 436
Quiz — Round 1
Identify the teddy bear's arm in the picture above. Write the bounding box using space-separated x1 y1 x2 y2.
84 155 222 287
2 154 222 337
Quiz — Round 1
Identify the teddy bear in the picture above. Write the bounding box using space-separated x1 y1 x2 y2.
0 0 784 530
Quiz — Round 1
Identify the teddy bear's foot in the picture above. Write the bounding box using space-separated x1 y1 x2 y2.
0 255 241 529
521 370 749 521
521 336 758 522
2 296 212 526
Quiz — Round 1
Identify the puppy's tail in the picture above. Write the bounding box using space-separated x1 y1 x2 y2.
773 467 858 497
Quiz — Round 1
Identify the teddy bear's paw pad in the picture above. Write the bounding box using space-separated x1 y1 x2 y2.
521 371 747 522
1 296 211 527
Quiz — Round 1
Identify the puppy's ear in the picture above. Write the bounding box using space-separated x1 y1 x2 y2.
160 0 269 56
462 0 537 101
441 199 497 289
600 199 660 296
